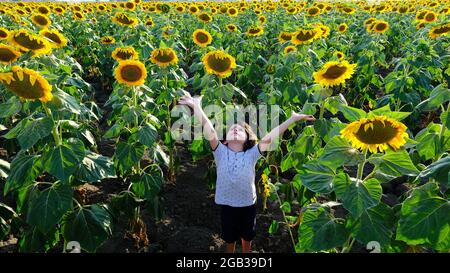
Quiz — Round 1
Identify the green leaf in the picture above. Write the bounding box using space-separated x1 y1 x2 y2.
348 203 395 247
4 153 41 194
27 182 73 233
3 118 29 139
19 227 60 253
43 144 83 182
340 178 382 218
416 84 450 111
368 104 411 121
299 207 348 251
0 96 21 118
268 220 279 235
418 156 450 188
103 123 123 139
113 142 145 175
137 123 158 148
17 117 53 150
49 89 81 114
62 204 112 253
319 136 364 169
75 152 116 183
109 191 144 219
339 105 366 122
396 183 450 251
415 123 450 161
368 149 420 177
298 162 335 194
131 166 163 202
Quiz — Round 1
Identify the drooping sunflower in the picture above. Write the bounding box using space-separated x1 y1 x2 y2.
226 24 237 32
284 45 297 55
100 36 116 45
114 60 147 86
429 23 450 39
192 29 212 48
278 31 293 43
202 50 236 78
373 20 389 33
313 60 357 87
112 46 139 61
39 29 67 48
198 12 212 23
291 28 319 45
9 29 52 56
340 116 409 153
150 48 178 68
246 26 264 37
0 28 9 40
31 13 51 29
0 44 21 64
338 23 348 33
0 66 52 102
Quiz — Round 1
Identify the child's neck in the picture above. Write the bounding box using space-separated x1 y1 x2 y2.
226 141 244 152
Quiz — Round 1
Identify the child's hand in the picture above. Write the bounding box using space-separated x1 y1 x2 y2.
291 111 316 122
178 91 203 110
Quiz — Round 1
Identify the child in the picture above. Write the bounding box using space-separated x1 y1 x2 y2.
178 91 315 253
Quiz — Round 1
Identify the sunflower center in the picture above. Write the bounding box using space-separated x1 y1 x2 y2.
434 25 450 34
248 28 261 34
207 54 231 73
120 65 143 82
195 32 210 43
116 15 134 25
117 50 134 60
199 14 210 21
43 32 62 44
354 120 399 144
281 33 292 40
376 23 387 31
34 15 48 26
155 50 175 63
14 33 46 50
295 30 315 41
0 30 7 39
0 48 18 62
323 65 348 79
425 13 435 21
308 8 319 15
339 26 346 31
8 70 46 100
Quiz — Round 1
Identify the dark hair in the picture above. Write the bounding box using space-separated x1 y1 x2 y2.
223 122 257 152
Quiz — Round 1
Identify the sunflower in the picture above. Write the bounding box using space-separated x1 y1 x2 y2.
227 7 238 17
0 66 52 102
124 1 136 11
334 51 345 60
306 7 321 16
112 46 139 61
150 48 178 68
246 26 264 37
39 29 67 48
364 17 377 27
0 44 21 64
258 15 266 24
429 23 450 39
226 24 237 32
373 20 389 33
315 23 330 38
338 23 348 33
291 28 319 45
284 45 297 55
145 18 154 27
278 31 293 43
313 60 357 87
37 5 50 15
188 5 199 14
114 60 147 86
192 29 212 48
340 116 409 153
423 11 437 23
202 50 236 78
73 11 85 20
100 36 116 45
31 13 51 29
9 29 51 56
112 12 138 27
0 28 9 40
415 10 428 22
198 12 212 23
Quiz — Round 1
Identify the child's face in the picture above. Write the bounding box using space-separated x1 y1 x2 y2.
226 124 247 143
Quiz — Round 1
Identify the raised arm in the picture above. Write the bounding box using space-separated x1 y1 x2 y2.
259 111 315 152
178 91 219 150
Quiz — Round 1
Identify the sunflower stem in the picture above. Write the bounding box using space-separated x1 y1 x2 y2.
357 148 368 182
42 102 62 146
133 86 139 127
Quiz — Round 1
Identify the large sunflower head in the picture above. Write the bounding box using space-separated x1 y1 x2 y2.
202 50 236 78
100 36 116 45
313 60 357 87
112 46 139 61
31 13 51 29
226 24 237 32
278 31 293 43
39 29 67 48
150 48 178 68
114 60 147 86
9 29 52 56
246 26 264 37
424 11 437 23
112 12 138 27
0 44 21 64
0 66 52 102
373 20 389 33
340 115 409 153
429 23 450 39
37 5 51 15
291 28 319 45
193 29 212 48
198 12 212 23
0 28 9 40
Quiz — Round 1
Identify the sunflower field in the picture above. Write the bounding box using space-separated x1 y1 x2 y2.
0 0 449 253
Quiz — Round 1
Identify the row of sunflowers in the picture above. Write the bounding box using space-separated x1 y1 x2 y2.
0 0 449 253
